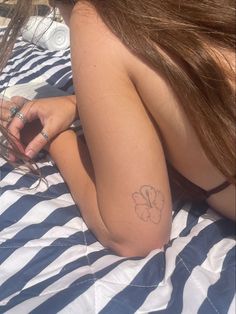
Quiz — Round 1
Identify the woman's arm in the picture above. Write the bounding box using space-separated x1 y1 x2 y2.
66 3 172 257
69 2 172 255
48 130 120 251
48 128 171 258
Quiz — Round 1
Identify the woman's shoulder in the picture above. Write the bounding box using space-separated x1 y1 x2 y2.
72 1 101 25
70 1 137 77
71 2 119 47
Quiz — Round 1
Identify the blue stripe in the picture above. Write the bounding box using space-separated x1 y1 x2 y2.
0 164 58 191
10 38 70 58
0 230 84 303
0 247 109 313
0 204 79 265
1 174 43 194
179 202 208 237
156 219 235 314
82 229 99 246
0 163 15 180
53 72 72 88
0 182 71 232
49 74 73 91
5 53 63 73
13 52 70 74
0 46 71 92
4 47 35 67
14 65 71 86
44 67 72 86
0 59 71 88
2 47 69 72
100 252 165 314
198 246 236 314
30 258 130 314
31 276 95 314
0 249 109 312
1 51 30 73
59 77 74 92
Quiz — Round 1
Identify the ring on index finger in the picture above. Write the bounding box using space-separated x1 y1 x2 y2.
9 106 20 119
40 130 49 142
15 111 27 124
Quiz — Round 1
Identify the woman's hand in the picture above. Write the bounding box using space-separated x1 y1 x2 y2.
6 95 78 159
0 95 25 128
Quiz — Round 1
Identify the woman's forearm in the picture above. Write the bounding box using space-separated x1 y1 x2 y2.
48 130 167 257
48 130 116 249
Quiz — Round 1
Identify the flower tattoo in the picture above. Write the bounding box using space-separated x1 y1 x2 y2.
132 185 164 224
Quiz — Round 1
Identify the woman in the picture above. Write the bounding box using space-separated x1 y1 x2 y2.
0 0 235 257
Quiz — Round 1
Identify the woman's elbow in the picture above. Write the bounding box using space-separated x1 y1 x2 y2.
106 236 169 258
98 215 171 257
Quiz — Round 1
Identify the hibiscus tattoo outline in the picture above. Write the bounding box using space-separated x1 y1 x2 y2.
132 185 164 224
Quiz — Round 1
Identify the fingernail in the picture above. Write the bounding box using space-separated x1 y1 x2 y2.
25 149 35 159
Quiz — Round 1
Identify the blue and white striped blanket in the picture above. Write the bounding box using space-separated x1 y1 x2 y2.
0 35 235 314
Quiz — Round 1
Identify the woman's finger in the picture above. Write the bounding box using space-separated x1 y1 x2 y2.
0 100 19 123
0 96 26 127
8 100 38 140
0 106 12 123
25 128 50 159
8 110 28 141
10 96 28 108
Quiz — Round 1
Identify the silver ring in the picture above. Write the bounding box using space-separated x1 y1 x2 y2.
40 130 49 142
9 106 20 119
15 111 27 124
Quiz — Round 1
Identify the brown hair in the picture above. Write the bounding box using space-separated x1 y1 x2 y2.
0 0 235 186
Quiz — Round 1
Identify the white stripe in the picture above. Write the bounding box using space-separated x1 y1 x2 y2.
3 49 35 72
0 171 68 215
6 252 121 313
58 256 129 313
170 203 191 240
1 55 71 90
0 191 75 234
62 250 164 313
3 292 65 313
181 239 235 314
137 214 217 313
228 296 236 314
0 159 7 167
0 218 82 289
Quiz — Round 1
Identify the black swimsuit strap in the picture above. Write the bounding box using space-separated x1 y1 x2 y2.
205 180 231 197
167 163 231 202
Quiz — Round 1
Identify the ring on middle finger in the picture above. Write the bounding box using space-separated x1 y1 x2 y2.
40 130 49 142
15 111 27 124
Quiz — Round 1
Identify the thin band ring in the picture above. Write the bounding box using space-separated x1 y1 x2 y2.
15 111 27 124
9 106 20 119
40 130 49 142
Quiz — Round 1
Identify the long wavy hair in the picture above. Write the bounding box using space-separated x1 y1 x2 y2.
0 0 235 186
